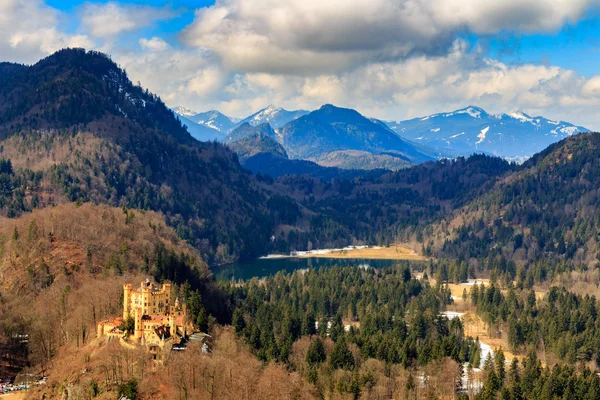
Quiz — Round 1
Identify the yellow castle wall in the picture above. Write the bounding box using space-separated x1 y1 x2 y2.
124 282 172 319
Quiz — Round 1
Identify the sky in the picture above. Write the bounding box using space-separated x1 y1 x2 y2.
1 0 600 129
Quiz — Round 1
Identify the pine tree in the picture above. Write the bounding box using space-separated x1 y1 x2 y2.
329 337 355 370
306 338 326 365
232 309 246 334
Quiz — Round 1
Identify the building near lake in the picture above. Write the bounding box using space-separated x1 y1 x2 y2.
97 279 195 362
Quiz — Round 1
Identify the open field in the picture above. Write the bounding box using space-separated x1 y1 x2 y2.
444 310 522 365
446 279 490 302
294 245 427 260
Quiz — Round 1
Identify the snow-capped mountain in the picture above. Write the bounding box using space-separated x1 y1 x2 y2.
172 107 237 141
237 105 309 129
386 106 589 160
172 106 197 118
189 110 237 133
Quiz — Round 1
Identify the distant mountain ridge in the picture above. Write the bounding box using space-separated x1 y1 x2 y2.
172 104 589 169
386 106 589 160
237 105 309 129
279 104 436 164
189 110 238 133
226 120 391 178
172 105 308 138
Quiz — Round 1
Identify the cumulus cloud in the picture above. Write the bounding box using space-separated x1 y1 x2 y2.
80 2 175 39
181 0 600 75
0 0 94 64
1 0 600 130
118 36 600 129
139 37 170 52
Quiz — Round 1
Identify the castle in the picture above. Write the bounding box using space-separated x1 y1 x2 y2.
97 279 194 361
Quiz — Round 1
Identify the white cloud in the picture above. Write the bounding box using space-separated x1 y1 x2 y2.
188 68 225 95
139 37 170 52
582 76 600 98
181 0 600 75
1 0 599 130
0 0 94 64
80 2 175 39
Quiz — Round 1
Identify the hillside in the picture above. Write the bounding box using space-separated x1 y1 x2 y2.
243 152 383 180
226 123 288 161
264 154 513 252
434 131 600 270
0 203 210 377
309 150 412 171
0 49 273 264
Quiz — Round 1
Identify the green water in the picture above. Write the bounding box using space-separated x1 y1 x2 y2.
213 257 418 281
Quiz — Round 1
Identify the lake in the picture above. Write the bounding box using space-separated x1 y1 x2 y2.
213 257 423 281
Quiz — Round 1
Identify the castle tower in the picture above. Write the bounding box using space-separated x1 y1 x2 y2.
123 284 133 320
134 307 143 342
141 279 152 315
169 315 176 336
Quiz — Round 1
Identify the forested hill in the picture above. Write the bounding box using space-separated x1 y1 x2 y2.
0 48 195 145
264 154 513 252
3 48 600 269
0 48 274 264
437 131 600 267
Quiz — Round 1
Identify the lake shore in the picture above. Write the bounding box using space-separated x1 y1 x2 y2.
261 244 427 261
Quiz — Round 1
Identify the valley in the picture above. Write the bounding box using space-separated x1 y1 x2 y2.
0 48 599 399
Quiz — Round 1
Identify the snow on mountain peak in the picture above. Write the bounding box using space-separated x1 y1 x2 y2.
385 105 588 159
509 111 532 122
455 106 485 119
436 106 486 119
173 106 197 117
253 105 283 121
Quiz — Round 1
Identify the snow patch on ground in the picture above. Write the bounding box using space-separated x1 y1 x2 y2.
260 245 369 259
458 279 488 287
441 311 463 320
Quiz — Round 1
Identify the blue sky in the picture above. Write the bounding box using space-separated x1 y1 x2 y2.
2 0 600 129
485 16 600 77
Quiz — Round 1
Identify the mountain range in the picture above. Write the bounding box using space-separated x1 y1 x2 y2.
386 106 589 161
175 104 589 167
175 104 447 172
